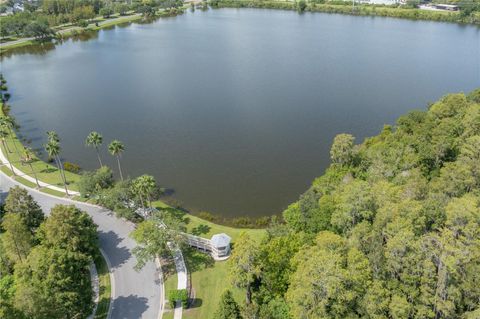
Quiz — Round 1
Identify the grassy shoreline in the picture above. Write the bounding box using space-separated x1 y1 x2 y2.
1 12 149 53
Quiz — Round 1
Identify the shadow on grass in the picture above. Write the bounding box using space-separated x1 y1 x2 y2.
40 167 57 174
190 224 211 236
183 247 214 273
187 298 203 309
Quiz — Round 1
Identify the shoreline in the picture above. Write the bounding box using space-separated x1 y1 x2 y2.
2 3 479 54
210 0 480 25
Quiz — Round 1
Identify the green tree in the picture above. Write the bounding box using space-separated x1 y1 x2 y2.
229 232 259 304
214 290 242 319
131 219 171 269
24 20 54 39
78 166 114 198
130 210 185 270
99 6 114 18
286 232 371 319
38 205 98 259
108 139 125 181
14 245 92 319
0 275 23 319
330 133 356 166
44 132 69 195
1 213 32 264
85 131 104 168
131 174 157 209
4 186 44 233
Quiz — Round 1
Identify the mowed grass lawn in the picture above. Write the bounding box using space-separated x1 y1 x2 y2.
151 201 266 243
153 201 266 319
163 248 247 319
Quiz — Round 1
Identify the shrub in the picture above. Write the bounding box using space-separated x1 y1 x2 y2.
99 7 114 18
168 289 189 308
78 166 114 197
63 161 81 173
198 211 218 222
77 19 89 27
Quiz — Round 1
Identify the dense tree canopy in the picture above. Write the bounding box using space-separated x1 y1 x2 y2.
4 186 44 233
0 189 99 319
228 90 480 319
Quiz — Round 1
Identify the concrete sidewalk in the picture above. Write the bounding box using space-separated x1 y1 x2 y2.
0 146 80 196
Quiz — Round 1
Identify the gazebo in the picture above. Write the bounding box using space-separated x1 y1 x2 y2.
210 233 232 260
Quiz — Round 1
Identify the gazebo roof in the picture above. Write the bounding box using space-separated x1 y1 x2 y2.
210 233 231 248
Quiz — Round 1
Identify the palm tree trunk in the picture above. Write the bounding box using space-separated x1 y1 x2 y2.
148 193 152 209
3 137 11 153
2 139 16 176
55 156 69 196
29 162 40 188
8 128 20 157
116 155 124 181
96 147 103 167
139 193 145 210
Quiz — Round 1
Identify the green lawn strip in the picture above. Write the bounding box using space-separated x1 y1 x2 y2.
0 165 14 177
13 176 37 188
89 14 143 30
40 187 68 197
151 201 266 242
186 213 266 242
180 248 244 319
0 39 35 52
94 253 111 319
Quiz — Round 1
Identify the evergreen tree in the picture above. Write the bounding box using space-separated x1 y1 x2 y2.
214 290 242 319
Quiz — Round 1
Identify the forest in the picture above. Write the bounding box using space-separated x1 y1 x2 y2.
222 90 480 319
0 187 99 318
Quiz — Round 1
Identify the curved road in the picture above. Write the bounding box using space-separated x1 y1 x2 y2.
0 172 163 319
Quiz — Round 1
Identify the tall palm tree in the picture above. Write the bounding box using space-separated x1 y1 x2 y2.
23 147 40 188
0 125 15 175
0 120 11 153
46 130 60 143
132 175 157 209
1 115 20 157
44 138 69 196
85 131 103 168
108 140 125 181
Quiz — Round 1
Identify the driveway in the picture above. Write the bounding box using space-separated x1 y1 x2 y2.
0 172 163 319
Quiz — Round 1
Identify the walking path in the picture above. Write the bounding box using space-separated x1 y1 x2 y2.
0 147 80 196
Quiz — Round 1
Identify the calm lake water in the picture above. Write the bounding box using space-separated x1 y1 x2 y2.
1 9 479 218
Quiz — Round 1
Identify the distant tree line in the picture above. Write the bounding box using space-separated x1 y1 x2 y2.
0 0 184 39
210 0 480 24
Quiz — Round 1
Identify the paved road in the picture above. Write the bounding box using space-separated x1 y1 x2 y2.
0 172 163 319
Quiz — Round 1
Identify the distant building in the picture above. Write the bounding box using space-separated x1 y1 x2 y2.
419 3 459 11
13 3 25 12
433 4 459 11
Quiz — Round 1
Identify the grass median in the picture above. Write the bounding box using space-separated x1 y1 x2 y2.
94 253 112 319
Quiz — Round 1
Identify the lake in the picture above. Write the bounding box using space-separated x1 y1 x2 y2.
1 9 479 218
